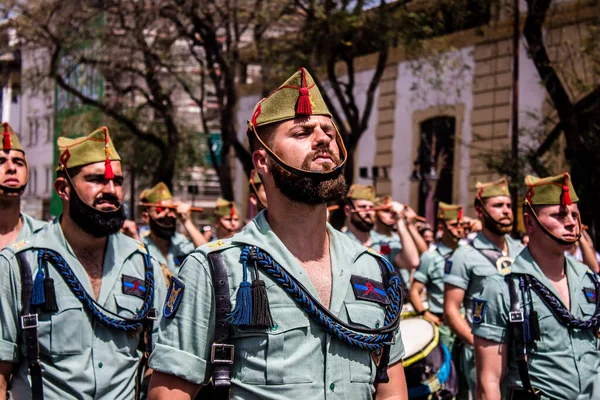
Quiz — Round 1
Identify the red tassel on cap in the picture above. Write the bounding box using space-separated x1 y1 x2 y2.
295 69 312 116
3 122 11 151
103 127 114 180
457 208 463 220
561 174 571 206
230 204 236 218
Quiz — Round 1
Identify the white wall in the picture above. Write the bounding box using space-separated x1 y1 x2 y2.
394 47 475 207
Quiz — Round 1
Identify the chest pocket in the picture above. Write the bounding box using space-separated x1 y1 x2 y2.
577 303 599 352
345 302 385 383
48 297 90 357
112 294 144 355
233 306 313 385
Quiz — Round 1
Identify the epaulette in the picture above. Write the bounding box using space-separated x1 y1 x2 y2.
354 247 382 263
4 240 35 257
200 239 237 255
136 241 148 255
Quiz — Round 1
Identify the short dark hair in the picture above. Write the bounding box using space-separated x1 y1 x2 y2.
56 166 83 180
249 123 277 153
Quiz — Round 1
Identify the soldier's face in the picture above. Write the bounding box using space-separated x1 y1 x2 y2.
444 219 465 240
528 203 580 246
479 196 513 234
376 209 396 227
216 215 240 238
70 161 124 211
0 150 27 195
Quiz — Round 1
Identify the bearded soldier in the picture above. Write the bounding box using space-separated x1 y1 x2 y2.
343 184 376 246
148 68 407 400
443 178 523 398
0 122 45 249
248 169 268 213
0 127 166 399
473 173 600 399
140 182 205 277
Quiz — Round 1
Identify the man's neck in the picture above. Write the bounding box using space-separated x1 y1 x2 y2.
0 198 22 235
481 227 508 254
266 195 329 262
528 238 566 280
347 222 371 246
374 222 393 237
60 213 108 257
149 232 171 257
441 234 458 251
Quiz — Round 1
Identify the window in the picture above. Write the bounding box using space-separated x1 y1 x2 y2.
46 116 53 143
45 166 53 194
28 119 39 147
29 167 37 196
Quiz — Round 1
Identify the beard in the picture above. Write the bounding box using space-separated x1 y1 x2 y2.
149 216 177 239
483 212 513 235
69 189 126 238
351 212 374 232
270 150 347 205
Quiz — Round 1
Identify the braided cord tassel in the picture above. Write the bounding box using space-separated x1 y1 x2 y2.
31 252 46 306
241 246 402 351
40 249 154 332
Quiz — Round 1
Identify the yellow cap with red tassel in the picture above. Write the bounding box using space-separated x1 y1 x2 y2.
57 126 121 179
524 173 578 206
2 122 24 153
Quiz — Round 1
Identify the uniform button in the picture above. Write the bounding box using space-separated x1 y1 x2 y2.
271 323 279 332
98 362 103 368
376 321 380 328
330 383 335 391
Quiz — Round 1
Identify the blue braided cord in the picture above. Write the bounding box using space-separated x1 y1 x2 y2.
241 246 402 351
31 252 46 305
519 276 531 342
39 248 155 332
523 274 600 330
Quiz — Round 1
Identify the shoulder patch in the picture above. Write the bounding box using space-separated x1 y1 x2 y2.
203 239 235 254
122 275 146 299
472 298 487 324
350 275 389 305
583 287 597 304
137 242 148 254
444 260 453 274
11 240 30 250
164 276 185 319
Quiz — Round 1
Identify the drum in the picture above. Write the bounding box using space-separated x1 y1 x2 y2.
401 300 429 319
400 318 457 399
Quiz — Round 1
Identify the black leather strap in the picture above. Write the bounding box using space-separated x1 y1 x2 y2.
16 252 44 400
207 252 233 398
505 276 537 396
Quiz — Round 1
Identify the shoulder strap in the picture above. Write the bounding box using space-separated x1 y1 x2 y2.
15 252 44 400
207 252 233 399
505 275 537 395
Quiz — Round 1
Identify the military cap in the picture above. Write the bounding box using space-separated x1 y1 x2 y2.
347 184 375 201
374 196 392 209
57 126 120 179
525 173 578 206
476 177 510 200
215 198 239 218
140 182 172 204
438 202 463 221
248 68 331 130
2 122 24 153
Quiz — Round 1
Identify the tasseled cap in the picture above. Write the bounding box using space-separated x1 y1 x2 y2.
140 182 172 204
346 184 375 201
438 202 463 221
2 122 24 153
247 68 332 131
524 173 578 206
476 177 511 200
57 126 121 179
215 198 240 218
249 169 262 186
374 195 393 209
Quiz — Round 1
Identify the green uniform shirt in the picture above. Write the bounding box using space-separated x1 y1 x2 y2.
444 232 523 325
472 248 600 399
413 243 453 315
150 211 405 400
370 230 411 289
17 213 46 242
0 219 167 400
142 232 195 274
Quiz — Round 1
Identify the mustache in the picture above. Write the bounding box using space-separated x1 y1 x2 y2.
93 194 122 208
305 149 340 165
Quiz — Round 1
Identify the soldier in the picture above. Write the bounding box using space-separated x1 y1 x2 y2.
443 178 523 398
140 182 206 277
213 198 241 240
371 196 420 288
148 68 407 400
343 184 376 245
409 202 464 350
0 127 166 399
0 122 45 249
473 173 600 399
248 169 268 212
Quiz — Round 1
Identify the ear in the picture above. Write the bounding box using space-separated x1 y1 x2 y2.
523 213 536 233
249 194 257 207
54 177 70 201
344 204 352 217
252 149 269 176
